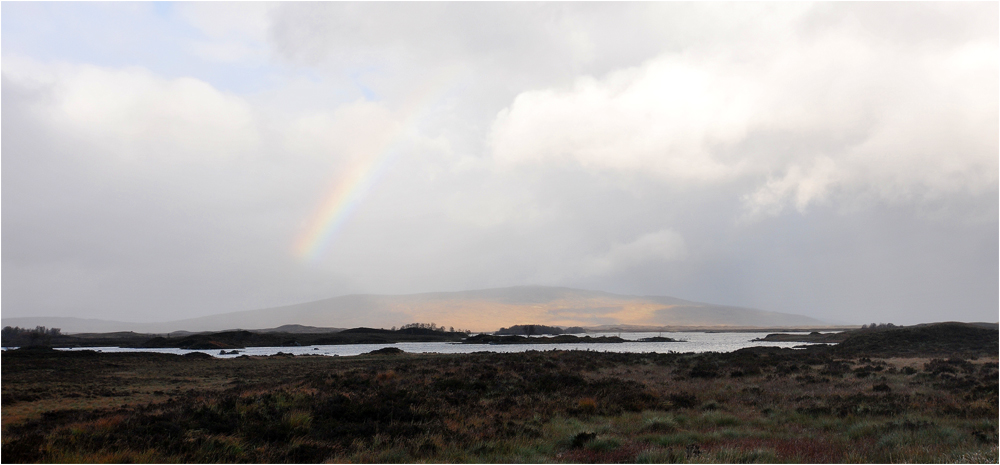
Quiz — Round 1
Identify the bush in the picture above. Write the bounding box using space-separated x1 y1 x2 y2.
713 447 779 464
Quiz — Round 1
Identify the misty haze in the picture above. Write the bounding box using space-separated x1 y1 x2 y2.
2 2 997 464
2 2 996 331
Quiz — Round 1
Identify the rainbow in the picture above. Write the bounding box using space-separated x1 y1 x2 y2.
294 69 461 261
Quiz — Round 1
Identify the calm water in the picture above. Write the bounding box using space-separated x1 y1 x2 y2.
39 332 826 358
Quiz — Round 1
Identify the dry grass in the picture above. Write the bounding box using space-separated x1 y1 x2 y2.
2 348 997 463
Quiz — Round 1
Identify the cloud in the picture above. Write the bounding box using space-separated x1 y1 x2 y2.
2 2 996 327
490 55 756 183
175 2 273 64
4 57 259 161
175 2 272 41
283 101 401 166
489 23 998 217
741 157 841 217
268 3 580 70
583 229 687 276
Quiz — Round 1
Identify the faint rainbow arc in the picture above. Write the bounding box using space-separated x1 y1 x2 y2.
294 73 458 262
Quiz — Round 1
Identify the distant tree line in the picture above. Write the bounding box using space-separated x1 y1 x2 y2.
859 323 897 330
495 324 586 336
390 323 471 334
2 326 63 347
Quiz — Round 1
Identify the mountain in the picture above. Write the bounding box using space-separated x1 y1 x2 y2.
2 286 828 333
0 317 155 334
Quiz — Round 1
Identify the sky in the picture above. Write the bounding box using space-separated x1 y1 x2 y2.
2 2 997 326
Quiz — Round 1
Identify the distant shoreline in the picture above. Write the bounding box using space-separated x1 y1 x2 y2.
2 325 848 350
588 325 860 333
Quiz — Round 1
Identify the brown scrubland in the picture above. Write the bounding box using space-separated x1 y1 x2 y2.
1 323 997 463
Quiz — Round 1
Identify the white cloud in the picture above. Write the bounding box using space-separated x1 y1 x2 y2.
176 1 273 65
3 57 259 161
3 2 996 325
742 157 840 217
175 2 272 41
489 28 998 217
283 101 402 167
490 56 755 182
583 229 687 276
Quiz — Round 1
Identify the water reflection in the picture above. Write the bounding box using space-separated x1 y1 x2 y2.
49 332 826 358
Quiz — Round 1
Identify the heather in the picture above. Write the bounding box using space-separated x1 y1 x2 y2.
3 326 997 463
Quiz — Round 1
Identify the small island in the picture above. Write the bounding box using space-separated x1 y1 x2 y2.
637 336 684 342
751 331 847 344
462 334 681 344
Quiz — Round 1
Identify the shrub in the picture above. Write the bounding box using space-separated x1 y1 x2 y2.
653 431 701 447
585 437 621 452
667 392 699 409
570 432 597 448
643 417 678 433
576 397 597 414
636 448 685 463
284 410 312 433
872 382 892 392
699 411 739 427
713 447 779 464
689 359 720 378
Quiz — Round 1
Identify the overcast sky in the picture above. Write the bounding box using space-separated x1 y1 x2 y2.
2 2 997 325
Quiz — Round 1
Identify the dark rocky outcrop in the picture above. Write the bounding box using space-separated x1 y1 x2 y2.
463 334 627 344
832 322 998 357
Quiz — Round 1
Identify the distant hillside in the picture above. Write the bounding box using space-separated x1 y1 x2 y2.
3 286 828 333
0 317 153 334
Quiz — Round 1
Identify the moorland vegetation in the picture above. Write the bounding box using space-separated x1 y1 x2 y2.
1 322 997 463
